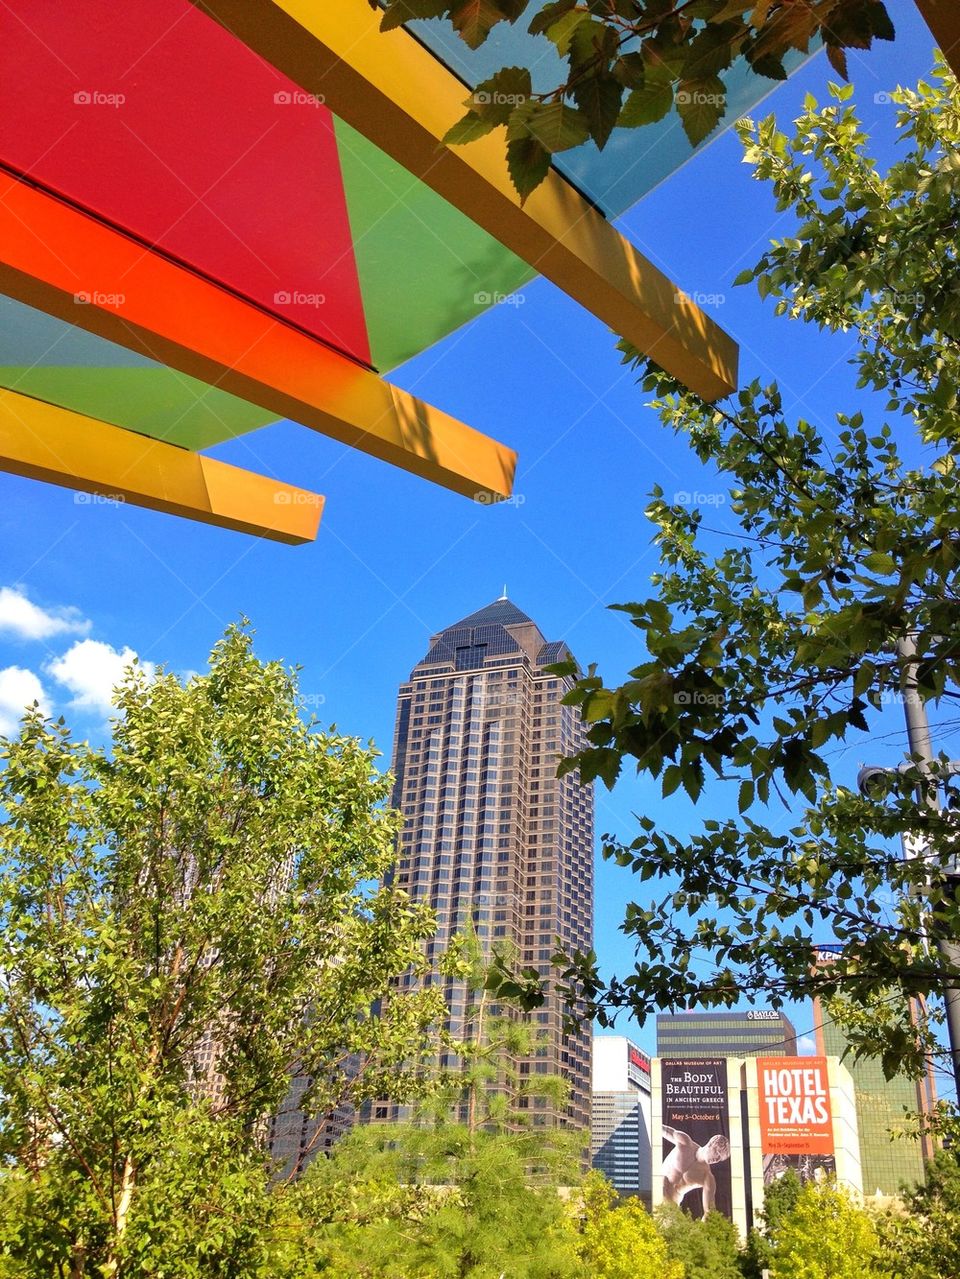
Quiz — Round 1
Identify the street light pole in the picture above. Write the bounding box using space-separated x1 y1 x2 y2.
898 634 960 1099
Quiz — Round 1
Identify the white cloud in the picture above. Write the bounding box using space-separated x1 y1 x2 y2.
797 1034 817 1055
47 640 155 716
0 586 90 642
0 666 49 736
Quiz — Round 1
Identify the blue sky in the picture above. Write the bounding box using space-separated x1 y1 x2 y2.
0 6 952 1086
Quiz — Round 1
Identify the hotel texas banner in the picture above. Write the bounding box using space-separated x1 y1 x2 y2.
757 1056 837 1184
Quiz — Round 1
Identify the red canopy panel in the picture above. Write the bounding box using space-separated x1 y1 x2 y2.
0 0 371 367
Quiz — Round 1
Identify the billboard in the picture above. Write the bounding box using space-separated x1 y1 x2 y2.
628 1045 651 1090
660 1058 732 1220
757 1056 836 1184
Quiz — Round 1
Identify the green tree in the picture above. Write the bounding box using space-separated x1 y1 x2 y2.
375 0 896 198
438 925 570 1132
876 1149 960 1279
298 928 586 1278
306 1122 584 1278
0 626 444 1277
534 58 960 1088
768 1180 882 1279
740 1170 803 1279
657 1203 742 1279
579 1173 682 1279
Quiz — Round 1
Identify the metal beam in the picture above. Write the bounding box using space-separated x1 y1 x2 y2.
0 388 323 543
0 173 517 504
915 0 960 77
190 0 739 402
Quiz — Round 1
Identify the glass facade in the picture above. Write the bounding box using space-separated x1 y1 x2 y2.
591 1037 652 1204
592 1093 651 1205
810 950 935 1197
817 1011 929 1197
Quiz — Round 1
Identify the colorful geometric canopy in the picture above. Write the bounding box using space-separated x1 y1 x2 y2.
0 0 790 539
0 0 532 387
0 298 276 452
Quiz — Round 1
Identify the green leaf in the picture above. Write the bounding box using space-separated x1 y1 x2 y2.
451 0 524 49
468 66 534 123
571 73 623 150
612 52 646 90
443 112 500 145
527 0 578 36
379 0 452 33
676 76 727 145
620 79 674 129
506 134 552 201
863 551 896 575
662 764 682 797
543 7 589 56
506 100 590 153
682 23 740 79
682 761 705 803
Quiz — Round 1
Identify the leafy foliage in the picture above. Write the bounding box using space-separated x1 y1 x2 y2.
437 924 571 1129
373 0 896 198
767 1179 883 1279
875 1148 960 1279
657 1203 743 1279
0 626 443 1277
579 1173 683 1278
540 59 960 1084
304 1122 584 1277
741 1169 803 1279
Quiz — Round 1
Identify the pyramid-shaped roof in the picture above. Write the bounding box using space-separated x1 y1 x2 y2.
442 596 534 631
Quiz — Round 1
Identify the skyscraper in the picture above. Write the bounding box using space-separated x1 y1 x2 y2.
369 595 594 1130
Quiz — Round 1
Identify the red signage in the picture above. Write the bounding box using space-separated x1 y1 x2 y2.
629 1046 650 1074
757 1057 835 1156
